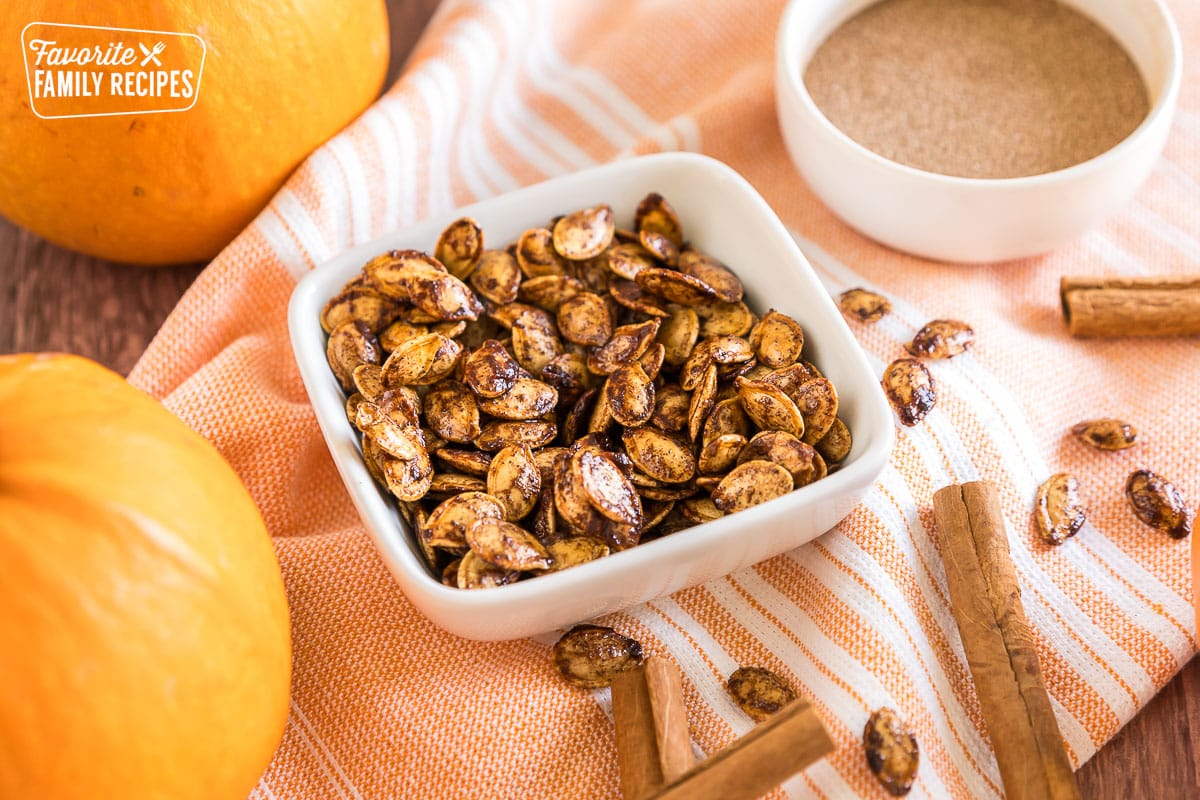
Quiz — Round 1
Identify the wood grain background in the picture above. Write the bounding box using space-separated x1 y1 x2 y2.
0 1 1194 794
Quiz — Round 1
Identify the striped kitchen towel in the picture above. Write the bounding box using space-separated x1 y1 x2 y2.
129 0 1199 797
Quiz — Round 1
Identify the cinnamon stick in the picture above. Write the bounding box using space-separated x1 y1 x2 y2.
612 663 664 800
933 481 1080 800
651 696 834 800
644 658 695 783
1060 275 1200 337
612 657 835 800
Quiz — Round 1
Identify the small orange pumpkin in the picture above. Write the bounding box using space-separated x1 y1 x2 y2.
0 354 291 800
0 1 389 264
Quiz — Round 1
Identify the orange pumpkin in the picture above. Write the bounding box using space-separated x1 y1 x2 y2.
0 1 389 264
0 354 291 800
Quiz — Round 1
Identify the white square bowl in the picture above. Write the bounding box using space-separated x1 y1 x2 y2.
289 152 894 641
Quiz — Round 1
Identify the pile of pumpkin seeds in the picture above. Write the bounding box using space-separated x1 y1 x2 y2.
322 193 851 588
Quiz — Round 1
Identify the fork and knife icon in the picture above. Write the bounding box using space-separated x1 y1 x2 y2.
138 42 166 67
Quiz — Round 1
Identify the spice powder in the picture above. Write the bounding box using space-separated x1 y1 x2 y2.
803 0 1150 179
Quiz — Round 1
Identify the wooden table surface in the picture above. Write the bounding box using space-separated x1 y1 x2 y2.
1 1 1195 796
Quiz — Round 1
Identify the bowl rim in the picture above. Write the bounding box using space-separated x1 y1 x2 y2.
776 0 1183 188
288 151 895 614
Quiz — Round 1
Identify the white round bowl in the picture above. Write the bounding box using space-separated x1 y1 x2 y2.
775 0 1182 263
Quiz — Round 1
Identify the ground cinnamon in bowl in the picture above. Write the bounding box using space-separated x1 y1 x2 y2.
803 0 1150 179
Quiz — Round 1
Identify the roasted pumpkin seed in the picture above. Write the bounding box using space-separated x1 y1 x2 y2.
424 492 506 551
749 310 804 369
680 340 715 391
441 558 463 587
815 417 853 464
1071 418 1137 451
639 229 679 267
516 227 568 277
657 305 700 366
487 444 542 521
605 363 656 428
609 279 670 318
432 320 468 340
552 205 615 260
435 448 494 476
762 361 819 399
435 217 484 279
377 319 428 352
541 537 610 572
679 249 744 303
326 320 381 391
688 363 719 442
424 380 481 443
557 291 613 346
739 430 825 487
635 192 683 245
356 406 424 461
907 319 974 359
587 319 660 375
410 335 462 386
477 377 559 420
679 496 724 524
554 450 601 535
650 384 691 433
321 287 400 334
467 517 551 571
412 271 484 323
588 385 616 434
487 301 553 331
696 299 754 338
638 343 666 381
703 398 751 445
864 708 919 797
520 274 586 312
511 312 563 374
882 358 936 427
792 377 839 445
429 473 487 494
540 352 592 399
735 376 804 438
463 339 522 398
362 249 442 301
606 242 658 280
469 249 522 305
622 427 697 484
1035 473 1086 545
377 387 423 429
698 433 747 475
346 392 365 427
1126 469 1192 539
726 666 797 722
552 624 645 689
562 388 598 444
457 550 518 589
577 449 642 527
381 449 433 502
712 460 794 513
475 420 557 451
706 335 755 365
352 363 386 401
636 267 717 306
380 333 443 387
838 288 891 323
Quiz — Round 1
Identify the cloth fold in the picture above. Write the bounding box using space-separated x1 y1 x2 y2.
129 1 1199 797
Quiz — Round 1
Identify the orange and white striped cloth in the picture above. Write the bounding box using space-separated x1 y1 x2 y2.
129 1 1199 797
